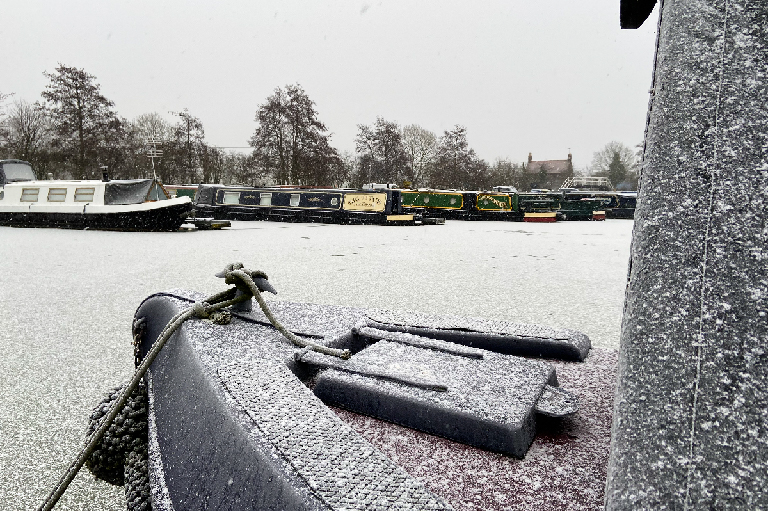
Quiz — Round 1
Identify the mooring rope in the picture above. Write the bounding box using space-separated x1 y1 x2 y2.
38 263 350 511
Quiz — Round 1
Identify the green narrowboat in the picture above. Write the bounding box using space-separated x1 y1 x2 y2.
401 190 521 220
164 184 198 200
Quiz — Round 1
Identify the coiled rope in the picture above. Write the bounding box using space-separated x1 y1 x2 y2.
38 263 350 511
85 380 149 511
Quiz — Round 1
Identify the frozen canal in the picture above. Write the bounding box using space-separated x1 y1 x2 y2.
0 219 632 510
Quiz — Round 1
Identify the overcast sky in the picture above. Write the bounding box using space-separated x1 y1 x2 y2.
3 0 659 170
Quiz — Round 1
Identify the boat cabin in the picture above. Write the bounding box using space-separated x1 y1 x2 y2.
0 159 36 188
0 177 170 206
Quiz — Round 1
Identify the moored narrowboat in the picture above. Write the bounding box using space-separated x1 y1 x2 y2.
558 190 636 219
552 193 611 221
401 189 470 218
0 160 192 231
610 192 637 219
474 192 521 220
518 192 562 219
401 189 522 220
164 184 198 200
194 184 418 225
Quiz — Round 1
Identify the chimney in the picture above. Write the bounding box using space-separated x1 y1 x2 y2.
528 152 533 164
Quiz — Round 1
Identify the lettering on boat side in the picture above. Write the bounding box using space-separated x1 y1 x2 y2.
477 194 509 210
343 193 386 211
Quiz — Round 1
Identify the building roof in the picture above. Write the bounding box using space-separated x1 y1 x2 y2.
526 159 572 175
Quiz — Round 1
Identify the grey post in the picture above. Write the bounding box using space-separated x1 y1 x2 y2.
607 0 768 509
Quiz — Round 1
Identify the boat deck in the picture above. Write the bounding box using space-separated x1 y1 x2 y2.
137 291 616 510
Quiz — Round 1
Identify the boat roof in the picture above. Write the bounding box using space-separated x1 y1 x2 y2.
4 178 157 187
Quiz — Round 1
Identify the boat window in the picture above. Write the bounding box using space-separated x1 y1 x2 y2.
74 187 95 202
290 194 301 207
2 162 36 182
223 191 240 205
259 193 272 206
47 188 67 202
21 188 40 202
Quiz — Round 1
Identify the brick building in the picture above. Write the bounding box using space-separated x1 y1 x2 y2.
524 152 574 190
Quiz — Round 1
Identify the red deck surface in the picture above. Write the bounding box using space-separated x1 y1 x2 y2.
333 348 618 510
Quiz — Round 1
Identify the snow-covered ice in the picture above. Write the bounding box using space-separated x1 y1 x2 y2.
0 219 632 509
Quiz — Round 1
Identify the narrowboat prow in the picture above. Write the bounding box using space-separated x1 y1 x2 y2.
85 265 610 511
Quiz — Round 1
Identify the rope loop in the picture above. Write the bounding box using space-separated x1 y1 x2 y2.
223 267 269 289
191 301 210 319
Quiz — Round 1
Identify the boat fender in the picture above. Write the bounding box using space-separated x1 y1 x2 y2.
85 380 150 511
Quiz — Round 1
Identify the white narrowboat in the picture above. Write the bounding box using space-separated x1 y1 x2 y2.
0 160 193 231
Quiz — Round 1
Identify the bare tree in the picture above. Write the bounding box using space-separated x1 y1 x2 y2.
432 125 488 190
129 113 174 179
354 118 409 187
590 141 638 189
168 109 206 183
0 91 13 134
1 100 51 162
220 152 261 186
487 159 523 189
249 84 342 186
402 124 437 187
134 112 173 143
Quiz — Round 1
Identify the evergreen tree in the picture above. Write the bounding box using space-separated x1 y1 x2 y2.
431 126 488 189
41 64 121 179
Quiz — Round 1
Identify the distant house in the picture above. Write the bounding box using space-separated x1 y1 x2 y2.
524 152 574 190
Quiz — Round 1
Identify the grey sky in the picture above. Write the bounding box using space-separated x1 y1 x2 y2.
3 0 659 170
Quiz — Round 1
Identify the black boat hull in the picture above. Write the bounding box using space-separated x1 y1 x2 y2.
0 201 192 231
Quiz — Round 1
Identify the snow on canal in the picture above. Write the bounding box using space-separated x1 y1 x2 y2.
0 219 632 509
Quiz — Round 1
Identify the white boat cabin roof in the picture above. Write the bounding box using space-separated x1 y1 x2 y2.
1 178 169 206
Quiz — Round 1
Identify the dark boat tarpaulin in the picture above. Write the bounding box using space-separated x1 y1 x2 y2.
104 180 162 205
